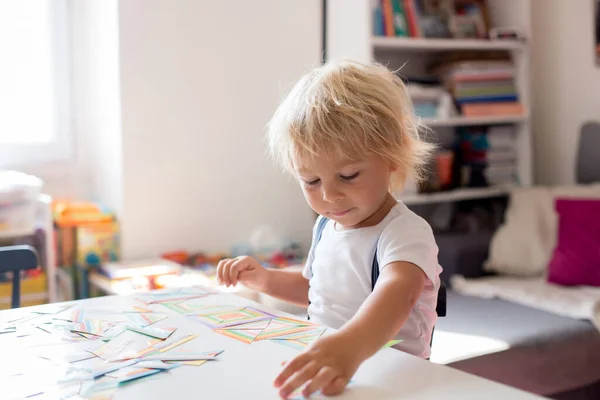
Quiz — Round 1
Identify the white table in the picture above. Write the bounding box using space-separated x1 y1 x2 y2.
1 290 545 399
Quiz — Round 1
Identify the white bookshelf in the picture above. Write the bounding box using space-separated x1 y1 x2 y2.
371 36 526 51
422 115 528 128
398 185 514 206
326 0 532 205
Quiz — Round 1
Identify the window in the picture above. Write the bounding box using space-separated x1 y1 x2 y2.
0 0 71 167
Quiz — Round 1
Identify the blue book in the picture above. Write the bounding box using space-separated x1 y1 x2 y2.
456 94 519 105
373 4 384 36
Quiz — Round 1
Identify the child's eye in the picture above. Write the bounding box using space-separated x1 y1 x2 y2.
340 172 360 181
304 178 321 186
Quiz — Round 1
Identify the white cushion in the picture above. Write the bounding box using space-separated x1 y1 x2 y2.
484 184 600 276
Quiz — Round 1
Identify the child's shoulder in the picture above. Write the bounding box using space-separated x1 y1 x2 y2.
380 202 435 240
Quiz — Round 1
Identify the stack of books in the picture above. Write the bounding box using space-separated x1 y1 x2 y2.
485 125 518 186
373 0 489 39
436 60 524 117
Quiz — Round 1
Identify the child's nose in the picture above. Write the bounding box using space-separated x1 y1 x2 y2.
321 182 343 203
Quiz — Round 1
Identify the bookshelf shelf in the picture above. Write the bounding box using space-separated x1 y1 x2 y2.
422 115 528 127
398 185 514 205
327 0 532 203
371 36 526 52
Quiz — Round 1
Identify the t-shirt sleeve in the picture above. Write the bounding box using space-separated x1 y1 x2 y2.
377 214 440 285
302 216 323 280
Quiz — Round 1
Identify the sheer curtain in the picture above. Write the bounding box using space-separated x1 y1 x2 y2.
0 0 71 167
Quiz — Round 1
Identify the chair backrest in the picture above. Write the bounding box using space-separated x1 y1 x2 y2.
0 245 39 308
577 122 600 184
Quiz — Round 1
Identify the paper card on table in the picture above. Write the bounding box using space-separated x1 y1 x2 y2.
90 330 162 361
158 301 224 315
164 350 223 367
126 313 168 328
135 287 213 305
141 352 218 361
142 333 198 356
34 344 100 364
0 325 16 334
383 339 402 349
268 327 327 341
99 324 127 342
192 307 275 329
69 319 115 337
60 358 139 381
52 307 85 323
134 360 178 369
126 325 176 340
33 304 74 315
126 305 154 313
105 365 163 383
214 328 263 344
253 319 316 341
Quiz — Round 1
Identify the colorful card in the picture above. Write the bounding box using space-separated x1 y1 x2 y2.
105 365 162 383
215 328 263 344
253 318 316 341
135 287 213 305
126 325 176 340
163 350 223 366
126 313 168 328
141 352 218 361
192 307 275 329
68 319 115 337
90 330 162 362
32 304 73 315
134 360 179 370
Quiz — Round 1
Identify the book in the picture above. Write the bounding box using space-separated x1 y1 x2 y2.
391 0 409 37
461 102 524 117
99 259 182 280
382 0 396 37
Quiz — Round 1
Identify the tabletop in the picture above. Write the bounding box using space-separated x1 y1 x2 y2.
0 286 544 400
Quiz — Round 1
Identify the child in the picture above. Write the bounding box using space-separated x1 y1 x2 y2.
216 60 442 398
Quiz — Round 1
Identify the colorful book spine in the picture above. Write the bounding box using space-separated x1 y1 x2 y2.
382 0 396 37
456 94 519 105
391 0 408 37
373 3 384 36
461 102 524 117
403 0 421 37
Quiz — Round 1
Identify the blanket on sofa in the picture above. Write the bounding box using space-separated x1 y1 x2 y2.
452 275 600 332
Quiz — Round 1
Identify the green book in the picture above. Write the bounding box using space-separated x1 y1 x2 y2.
392 0 408 37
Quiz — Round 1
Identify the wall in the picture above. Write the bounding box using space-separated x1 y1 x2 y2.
531 0 600 185
71 0 123 214
117 0 321 258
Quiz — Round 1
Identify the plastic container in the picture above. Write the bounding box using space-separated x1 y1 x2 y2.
0 170 43 236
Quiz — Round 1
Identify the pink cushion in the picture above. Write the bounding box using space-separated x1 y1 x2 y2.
547 198 600 286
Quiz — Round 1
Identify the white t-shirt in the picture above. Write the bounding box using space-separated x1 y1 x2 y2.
302 201 442 359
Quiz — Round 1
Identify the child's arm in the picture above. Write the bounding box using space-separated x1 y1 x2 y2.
216 257 309 307
274 261 426 398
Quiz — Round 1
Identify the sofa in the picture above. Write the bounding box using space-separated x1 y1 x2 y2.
431 231 600 399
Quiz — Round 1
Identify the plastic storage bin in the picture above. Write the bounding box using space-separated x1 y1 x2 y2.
0 171 43 236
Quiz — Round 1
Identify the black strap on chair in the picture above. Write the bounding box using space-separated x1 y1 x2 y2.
0 245 39 308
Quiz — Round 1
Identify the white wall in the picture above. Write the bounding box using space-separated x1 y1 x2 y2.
117 0 320 258
71 0 123 214
531 0 600 185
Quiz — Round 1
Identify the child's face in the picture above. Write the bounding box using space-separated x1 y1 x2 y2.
294 153 393 228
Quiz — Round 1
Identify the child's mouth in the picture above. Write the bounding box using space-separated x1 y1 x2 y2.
331 208 353 217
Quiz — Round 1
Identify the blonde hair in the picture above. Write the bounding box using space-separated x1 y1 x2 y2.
266 59 435 191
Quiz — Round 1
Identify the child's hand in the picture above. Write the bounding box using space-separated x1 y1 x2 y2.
216 256 270 292
274 332 362 399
